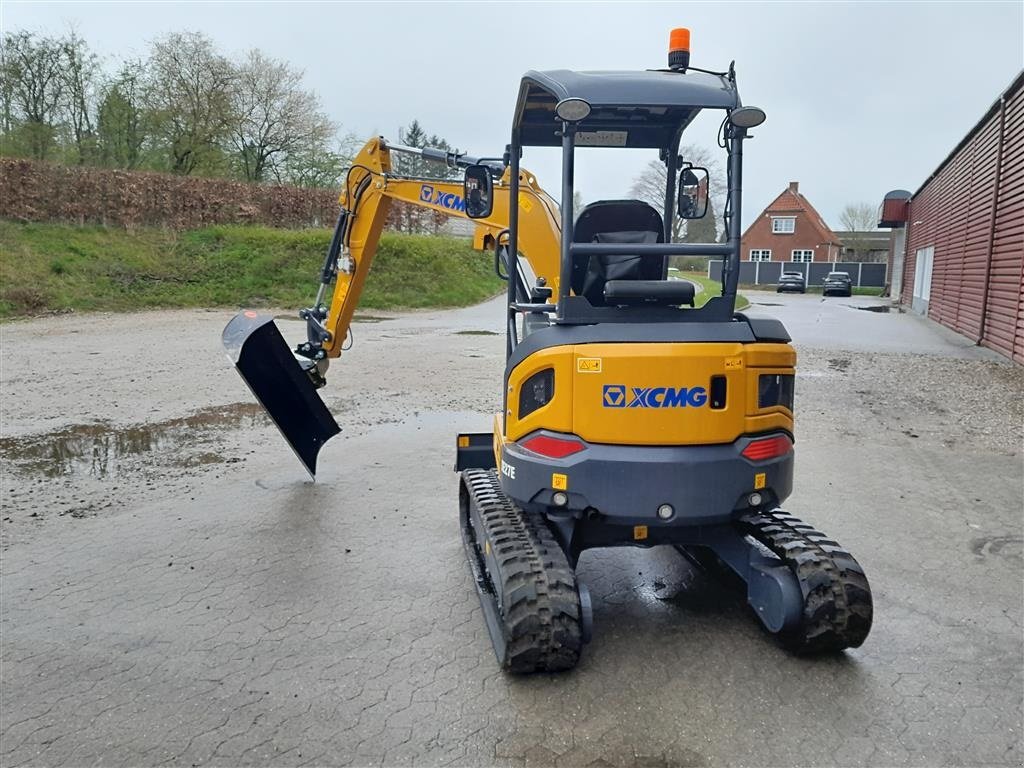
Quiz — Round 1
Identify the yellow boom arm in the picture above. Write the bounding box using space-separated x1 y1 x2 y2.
321 137 563 358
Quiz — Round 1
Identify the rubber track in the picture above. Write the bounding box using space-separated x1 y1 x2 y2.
462 469 582 673
739 509 873 653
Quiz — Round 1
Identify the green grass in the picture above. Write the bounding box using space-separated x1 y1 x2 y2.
679 273 750 311
0 222 504 318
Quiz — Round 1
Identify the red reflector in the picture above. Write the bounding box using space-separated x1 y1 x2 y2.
521 435 585 459
741 436 792 461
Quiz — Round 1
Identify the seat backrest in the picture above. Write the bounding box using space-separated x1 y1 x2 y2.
571 200 665 306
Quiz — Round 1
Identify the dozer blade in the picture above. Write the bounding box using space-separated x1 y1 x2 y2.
222 311 340 479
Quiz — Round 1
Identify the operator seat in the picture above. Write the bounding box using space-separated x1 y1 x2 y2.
571 200 692 308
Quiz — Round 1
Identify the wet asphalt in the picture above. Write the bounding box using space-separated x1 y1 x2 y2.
742 291 1002 358
1 293 1021 767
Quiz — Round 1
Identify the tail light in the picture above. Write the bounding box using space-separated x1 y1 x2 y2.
521 434 585 459
741 435 792 461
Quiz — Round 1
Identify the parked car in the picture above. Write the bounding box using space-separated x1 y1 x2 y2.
823 271 853 297
777 271 806 293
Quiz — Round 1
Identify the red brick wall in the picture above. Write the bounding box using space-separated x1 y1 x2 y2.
741 207 840 263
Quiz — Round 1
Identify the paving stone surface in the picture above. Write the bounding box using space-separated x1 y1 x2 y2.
2 297 1021 766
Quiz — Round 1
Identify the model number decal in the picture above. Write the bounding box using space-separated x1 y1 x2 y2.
602 384 708 408
420 184 465 212
501 459 516 479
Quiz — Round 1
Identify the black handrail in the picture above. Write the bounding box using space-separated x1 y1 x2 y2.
569 242 732 258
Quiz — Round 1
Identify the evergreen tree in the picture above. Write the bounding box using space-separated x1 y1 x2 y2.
683 196 717 243
97 62 145 168
391 119 456 233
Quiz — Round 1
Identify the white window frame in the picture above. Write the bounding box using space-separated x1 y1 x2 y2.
750 249 772 262
771 216 796 234
791 249 814 263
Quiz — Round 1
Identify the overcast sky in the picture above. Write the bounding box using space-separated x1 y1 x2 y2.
5 1 1023 229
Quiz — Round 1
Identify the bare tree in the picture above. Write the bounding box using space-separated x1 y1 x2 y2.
1 30 67 159
59 30 100 164
629 145 724 241
142 31 236 174
0 42 14 136
230 50 334 182
839 202 879 260
3 27 361 188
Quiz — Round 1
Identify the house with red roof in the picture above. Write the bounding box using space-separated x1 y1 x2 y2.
741 182 843 264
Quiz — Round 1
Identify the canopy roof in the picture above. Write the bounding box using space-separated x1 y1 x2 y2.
513 69 740 148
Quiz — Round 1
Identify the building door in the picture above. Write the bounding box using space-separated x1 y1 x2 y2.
912 246 933 314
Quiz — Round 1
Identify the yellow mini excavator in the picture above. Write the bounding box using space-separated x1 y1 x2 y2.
223 28 873 673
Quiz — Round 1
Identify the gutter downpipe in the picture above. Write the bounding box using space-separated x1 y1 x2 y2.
977 92 1007 346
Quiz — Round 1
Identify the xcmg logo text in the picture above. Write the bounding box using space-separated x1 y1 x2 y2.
420 185 465 212
602 384 708 408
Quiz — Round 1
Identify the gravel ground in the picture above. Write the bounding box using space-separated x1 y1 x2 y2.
3 302 1018 543
0 304 506 546
793 346 1022 456
1 299 1022 767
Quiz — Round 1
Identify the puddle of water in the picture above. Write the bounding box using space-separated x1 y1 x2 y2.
353 314 395 323
273 313 394 324
853 305 892 313
0 403 265 480
753 302 783 307
971 535 1023 561
455 330 500 336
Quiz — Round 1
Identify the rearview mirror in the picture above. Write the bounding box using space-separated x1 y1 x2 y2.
464 165 493 219
677 166 709 219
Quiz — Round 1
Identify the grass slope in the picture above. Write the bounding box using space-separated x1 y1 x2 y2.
0 222 504 318
681 273 750 311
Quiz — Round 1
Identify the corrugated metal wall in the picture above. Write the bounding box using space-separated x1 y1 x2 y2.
986 84 1024 362
902 74 1024 364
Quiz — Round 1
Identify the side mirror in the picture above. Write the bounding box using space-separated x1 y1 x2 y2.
677 166 709 219
464 165 493 219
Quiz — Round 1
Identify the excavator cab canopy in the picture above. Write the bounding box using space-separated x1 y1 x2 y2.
503 66 752 330
513 69 740 147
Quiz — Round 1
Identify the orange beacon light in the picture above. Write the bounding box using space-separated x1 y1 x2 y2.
669 27 690 71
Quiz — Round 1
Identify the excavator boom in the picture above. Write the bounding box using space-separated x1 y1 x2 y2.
222 137 560 476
